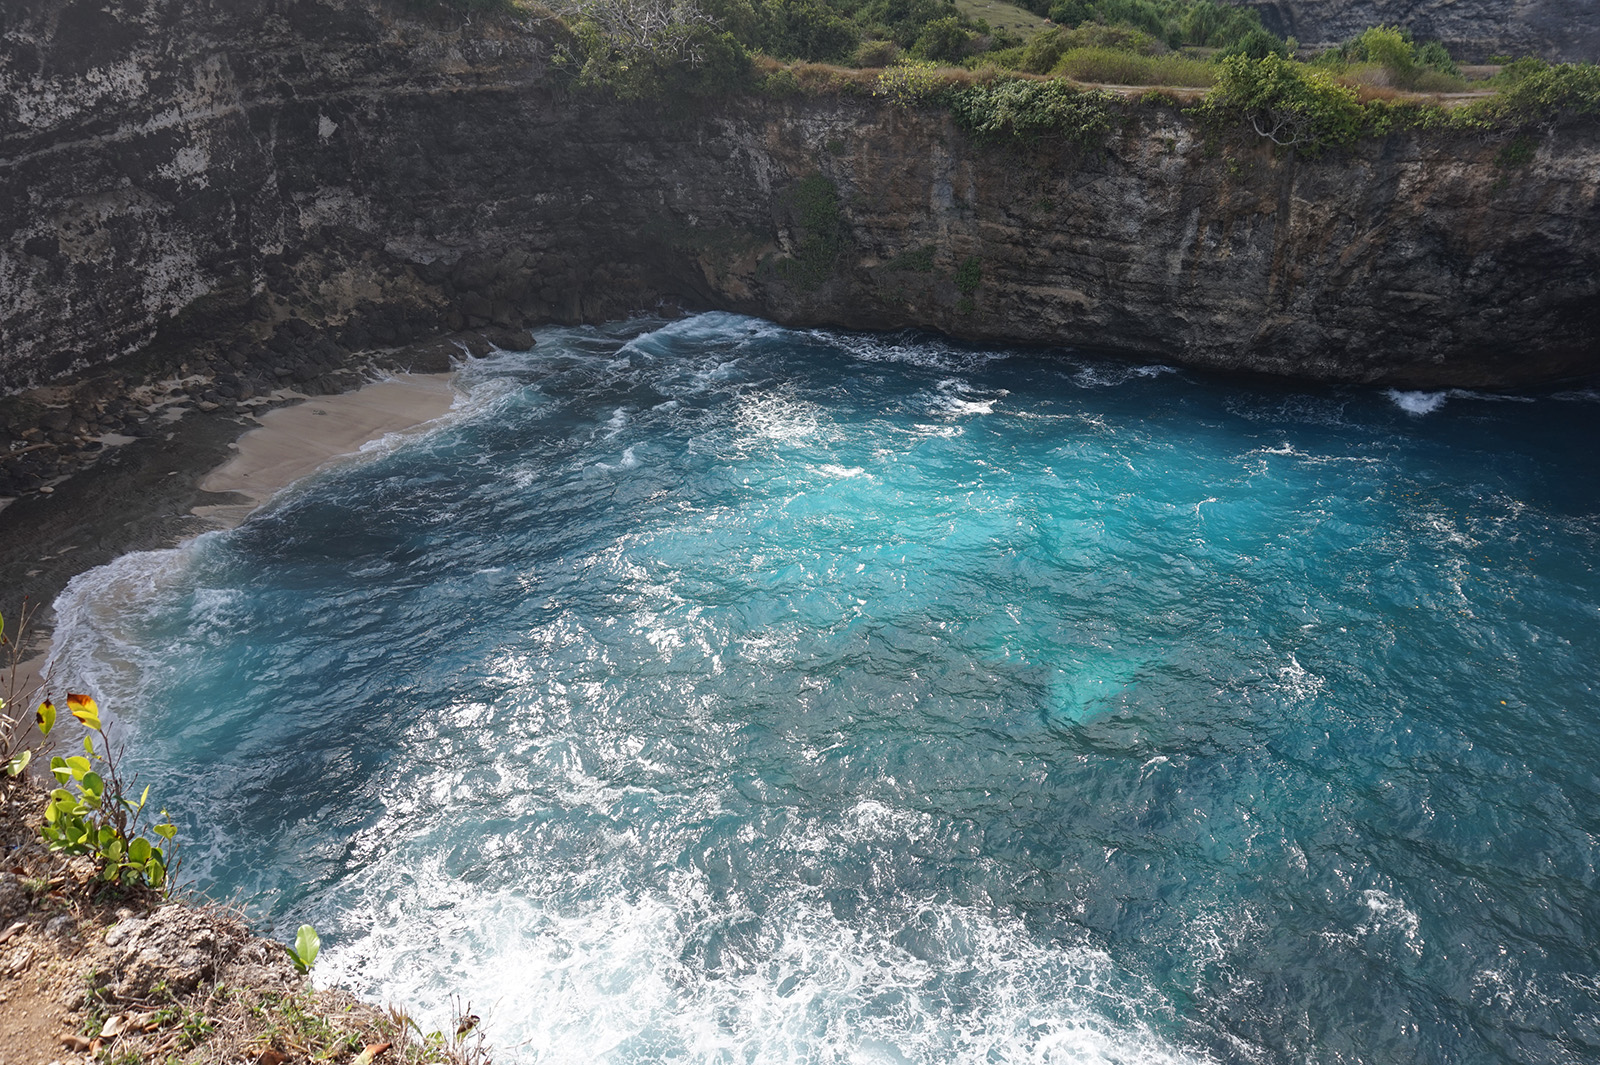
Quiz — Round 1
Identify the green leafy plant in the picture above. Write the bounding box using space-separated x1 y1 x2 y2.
1466 58 1600 126
287 923 322 974
1197 52 1364 154
954 255 983 295
36 693 177 888
885 246 937 272
948 77 1115 146
873 57 942 107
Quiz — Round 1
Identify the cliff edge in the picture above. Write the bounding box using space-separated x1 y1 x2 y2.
1 0 1597 399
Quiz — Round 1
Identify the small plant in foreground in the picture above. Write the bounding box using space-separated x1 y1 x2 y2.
36 693 177 888
287 923 322 974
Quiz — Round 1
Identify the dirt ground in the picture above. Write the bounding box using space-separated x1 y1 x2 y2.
0 780 488 1065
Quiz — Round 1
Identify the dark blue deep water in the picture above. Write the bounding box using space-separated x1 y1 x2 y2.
50 315 1600 1064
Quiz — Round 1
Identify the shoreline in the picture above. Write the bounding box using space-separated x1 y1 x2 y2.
0 370 468 1064
193 372 457 529
0 369 461 675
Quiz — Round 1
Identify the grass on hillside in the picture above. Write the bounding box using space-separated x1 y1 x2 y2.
954 0 1054 41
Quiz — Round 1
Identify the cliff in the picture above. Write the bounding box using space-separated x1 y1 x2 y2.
1246 0 1600 63
2 0 1597 399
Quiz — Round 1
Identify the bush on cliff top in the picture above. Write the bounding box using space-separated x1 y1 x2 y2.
1195 52 1365 153
948 77 1116 145
558 0 752 99
1462 58 1600 126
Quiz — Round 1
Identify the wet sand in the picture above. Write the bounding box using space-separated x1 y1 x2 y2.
195 373 456 526
0 374 457 659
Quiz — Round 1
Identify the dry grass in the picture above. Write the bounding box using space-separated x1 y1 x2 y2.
1334 61 1469 95
1054 47 1216 87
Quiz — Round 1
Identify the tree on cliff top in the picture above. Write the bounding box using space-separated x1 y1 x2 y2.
556 0 751 96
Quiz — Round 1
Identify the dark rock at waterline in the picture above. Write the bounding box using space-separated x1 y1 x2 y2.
483 327 536 352
392 339 463 375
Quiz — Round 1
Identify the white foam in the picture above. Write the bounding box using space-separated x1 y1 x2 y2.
1387 390 1447 415
317 842 1211 1065
595 447 641 472
735 393 825 445
43 538 214 715
925 378 1003 418
1071 364 1177 389
1359 889 1423 957
816 331 1012 373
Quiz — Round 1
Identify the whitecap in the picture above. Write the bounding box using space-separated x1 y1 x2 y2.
596 447 641 472
1071 363 1178 389
1387 390 1447 415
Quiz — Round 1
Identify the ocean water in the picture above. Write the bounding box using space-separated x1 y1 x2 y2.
46 314 1600 1064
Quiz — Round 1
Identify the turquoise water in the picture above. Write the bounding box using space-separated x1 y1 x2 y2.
49 315 1600 1064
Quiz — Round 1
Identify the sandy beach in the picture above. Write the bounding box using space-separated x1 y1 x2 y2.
194 373 457 527
0 371 460 693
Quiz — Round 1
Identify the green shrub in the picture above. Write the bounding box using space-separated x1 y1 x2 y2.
35 694 177 889
948 77 1116 145
1417 40 1459 77
954 255 983 294
1018 23 1159 74
760 0 861 62
1178 0 1263 48
1355 25 1414 83
873 57 944 106
1219 26 1289 60
566 17 752 99
1467 59 1600 125
854 38 901 67
1494 134 1537 166
885 246 937 271
760 67 804 95
1199 52 1364 153
975 44 1026 70
1019 27 1071 73
1047 0 1093 26
913 16 974 61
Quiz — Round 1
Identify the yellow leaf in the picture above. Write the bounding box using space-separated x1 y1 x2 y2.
67 693 100 730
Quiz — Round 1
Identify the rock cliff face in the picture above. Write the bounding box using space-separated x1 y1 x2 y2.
1246 0 1600 63
2 0 1597 394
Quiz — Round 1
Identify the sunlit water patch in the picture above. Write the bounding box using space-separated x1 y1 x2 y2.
48 315 1600 1064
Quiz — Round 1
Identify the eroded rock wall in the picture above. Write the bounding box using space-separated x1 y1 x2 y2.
2 0 1597 393
1245 0 1600 63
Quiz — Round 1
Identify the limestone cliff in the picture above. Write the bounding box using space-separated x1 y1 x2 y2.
1 0 1597 394
1246 0 1600 63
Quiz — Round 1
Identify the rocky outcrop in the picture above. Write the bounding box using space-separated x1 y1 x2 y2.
1246 0 1600 63
1 0 1597 400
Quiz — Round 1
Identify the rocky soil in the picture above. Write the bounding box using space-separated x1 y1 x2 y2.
0 779 489 1065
